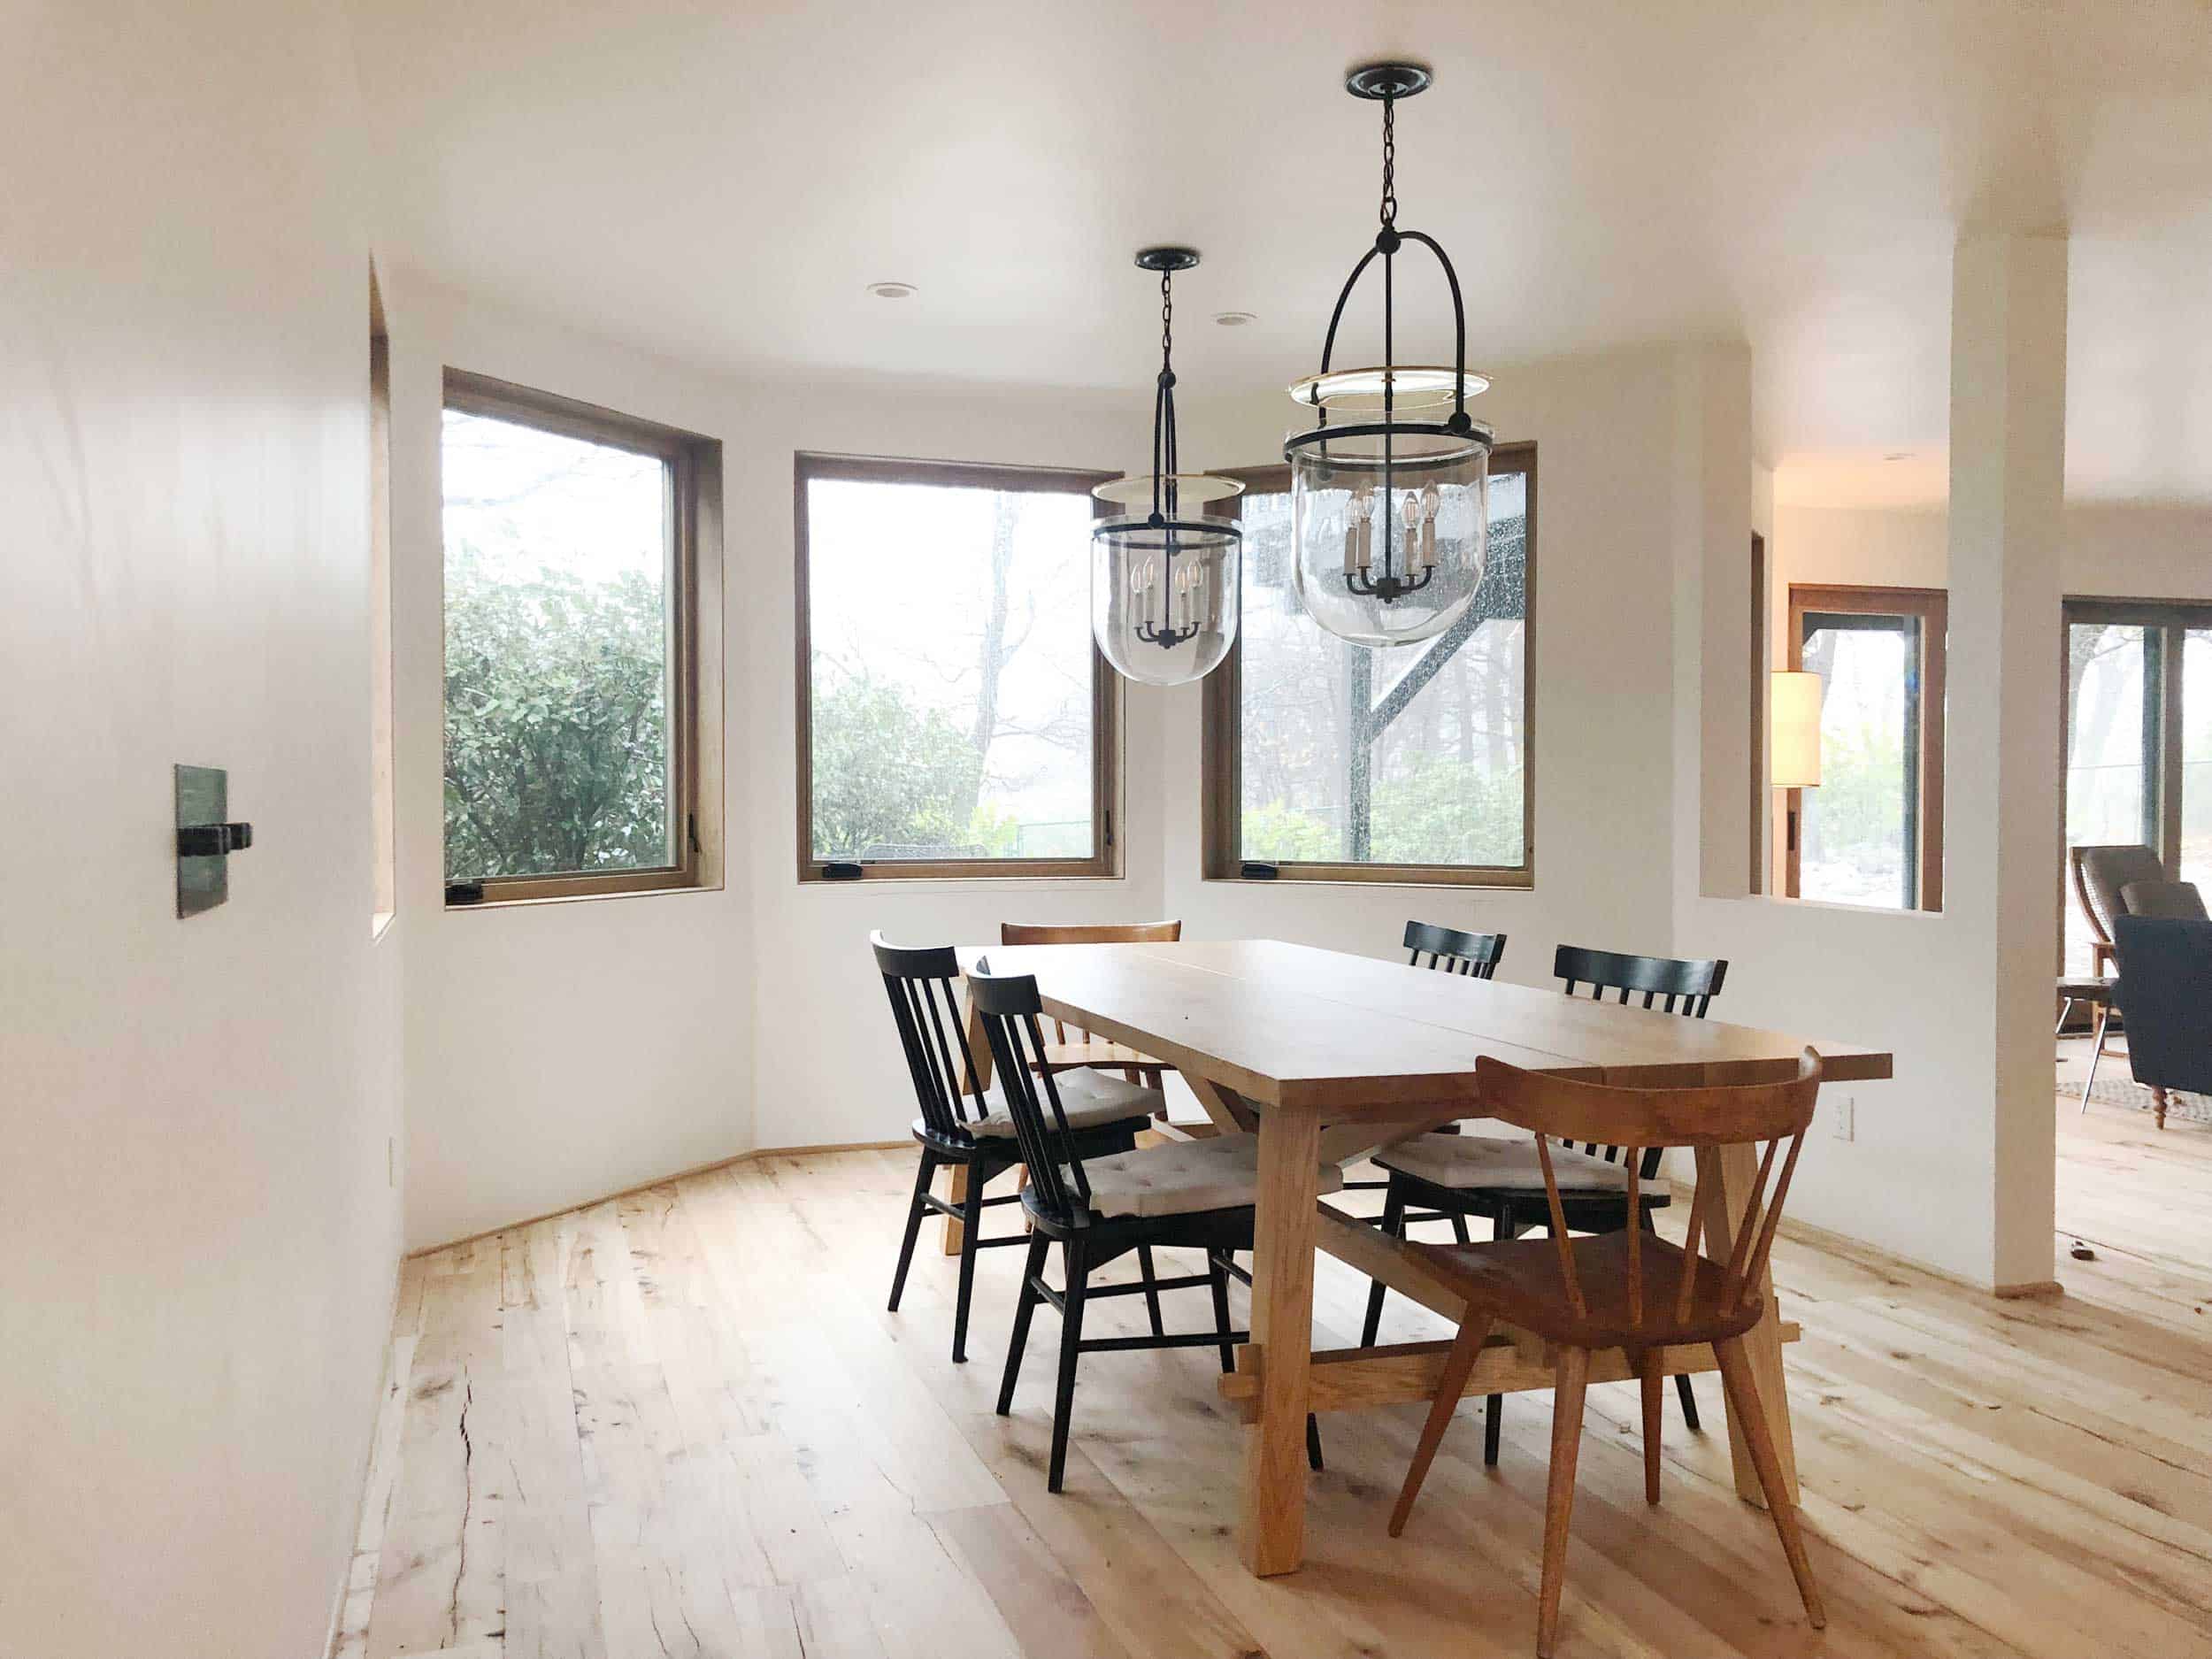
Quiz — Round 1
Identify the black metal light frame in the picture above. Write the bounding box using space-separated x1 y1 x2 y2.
1095 247 1240 653
1284 61 1494 605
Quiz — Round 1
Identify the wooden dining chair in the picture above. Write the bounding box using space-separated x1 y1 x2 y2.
873 933 1163 1364
1361 944 1728 1462
998 920 1181 1086
1389 1051 1826 1659
970 966 1333 1492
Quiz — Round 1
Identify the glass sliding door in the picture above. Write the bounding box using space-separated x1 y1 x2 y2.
2060 600 2212 973
1786 586 1947 910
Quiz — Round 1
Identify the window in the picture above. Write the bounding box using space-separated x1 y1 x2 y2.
440 370 721 903
2062 598 2212 972
1782 585 1946 910
1202 445 1534 886
795 453 1120 881
369 270 396 934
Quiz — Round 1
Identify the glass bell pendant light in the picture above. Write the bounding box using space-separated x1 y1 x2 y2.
1092 247 1243 687
1284 62 1494 648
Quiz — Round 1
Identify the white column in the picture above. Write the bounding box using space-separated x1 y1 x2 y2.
1946 232 2067 1289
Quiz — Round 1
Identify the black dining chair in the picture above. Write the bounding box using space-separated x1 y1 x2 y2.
970 966 1335 1492
874 933 1162 1364
1340 923 1510 1201
1359 943 1728 1463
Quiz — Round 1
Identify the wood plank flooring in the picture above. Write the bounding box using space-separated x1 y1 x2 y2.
334 1089 2212 1658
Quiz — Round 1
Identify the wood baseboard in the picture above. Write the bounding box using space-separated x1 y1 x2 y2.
408 1139 914 1257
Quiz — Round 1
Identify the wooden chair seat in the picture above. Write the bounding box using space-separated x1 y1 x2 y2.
1079 1132 1345 1220
1410 1229 1763 1351
1375 1132 1641 1196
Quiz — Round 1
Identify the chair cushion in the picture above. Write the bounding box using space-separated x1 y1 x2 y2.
965 1067 1163 1138
2121 878 2208 921
1374 1131 1637 1195
1080 1133 1345 1219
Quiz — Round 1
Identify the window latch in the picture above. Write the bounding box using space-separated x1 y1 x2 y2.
821 862 864 881
446 880 486 905
1240 861 1280 880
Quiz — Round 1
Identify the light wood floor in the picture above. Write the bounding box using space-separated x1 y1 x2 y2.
335 1088 2212 1659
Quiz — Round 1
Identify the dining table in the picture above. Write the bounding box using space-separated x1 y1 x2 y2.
955 936 1894 1578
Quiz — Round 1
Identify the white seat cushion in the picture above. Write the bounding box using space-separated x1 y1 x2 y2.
965 1067 1164 1138
1373 1131 1634 1194
1079 1133 1346 1219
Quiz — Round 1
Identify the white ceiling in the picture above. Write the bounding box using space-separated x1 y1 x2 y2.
350 0 2212 503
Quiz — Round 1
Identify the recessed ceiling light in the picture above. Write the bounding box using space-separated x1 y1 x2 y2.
1214 311 1257 326
865 280 918 300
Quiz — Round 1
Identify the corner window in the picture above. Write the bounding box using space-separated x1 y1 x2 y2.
1202 445 1534 886
440 371 721 904
794 453 1120 881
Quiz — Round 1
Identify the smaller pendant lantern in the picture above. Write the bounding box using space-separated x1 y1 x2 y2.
1285 62 1494 649
1092 247 1243 687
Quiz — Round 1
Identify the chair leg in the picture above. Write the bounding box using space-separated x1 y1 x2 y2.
1484 1207 1510 1466
1208 1249 1235 1374
1306 1412 1325 1472
1638 1210 1701 1433
1048 1237 1088 1494
1360 1182 1406 1348
1449 1210 1471 1246
1637 1349 1663 1503
2153 1084 2169 1131
997 1233 1048 1416
1534 1347 1592 1659
887 1148 936 1312
1713 1336 1826 1630
1137 1243 1165 1338
950 1157 988 1363
2079 1002 2111 1114
2054 995 2075 1039
1388 1313 1493 1537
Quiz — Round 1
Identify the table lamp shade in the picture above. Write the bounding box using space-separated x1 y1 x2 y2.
1770 671 1823 788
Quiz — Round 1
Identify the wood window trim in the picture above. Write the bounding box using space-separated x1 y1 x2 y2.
1783 582 1947 911
792 450 1124 884
1201 442 1538 888
440 368 725 909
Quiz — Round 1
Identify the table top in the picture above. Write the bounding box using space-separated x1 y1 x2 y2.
961 937 1893 1112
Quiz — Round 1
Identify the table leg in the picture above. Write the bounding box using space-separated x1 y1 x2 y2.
1701 1144 1800 1509
1240 1100 1320 1575
941 1163 969 1256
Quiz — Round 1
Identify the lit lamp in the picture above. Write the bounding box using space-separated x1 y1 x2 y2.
1770 670 1823 879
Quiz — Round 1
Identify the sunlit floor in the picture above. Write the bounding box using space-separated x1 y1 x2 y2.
334 1076 2210 1659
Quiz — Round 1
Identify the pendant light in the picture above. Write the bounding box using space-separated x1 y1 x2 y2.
1091 248 1243 687
1284 62 1494 648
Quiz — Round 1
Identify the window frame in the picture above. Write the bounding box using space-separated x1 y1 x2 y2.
2059 595 2212 884
1782 582 1947 911
791 450 1124 884
1201 442 1538 888
439 367 724 908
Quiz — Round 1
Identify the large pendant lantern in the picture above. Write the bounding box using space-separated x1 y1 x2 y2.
1285 63 1494 648
1091 247 1243 687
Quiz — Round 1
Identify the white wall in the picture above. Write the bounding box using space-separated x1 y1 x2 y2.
0 5 402 1656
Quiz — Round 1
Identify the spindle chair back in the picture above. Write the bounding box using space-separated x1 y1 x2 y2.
1403 919 1507 977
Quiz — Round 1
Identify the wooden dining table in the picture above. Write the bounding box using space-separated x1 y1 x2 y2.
956 937 1893 1578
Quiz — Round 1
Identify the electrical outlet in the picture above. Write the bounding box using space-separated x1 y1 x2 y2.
1831 1094 1855 1142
